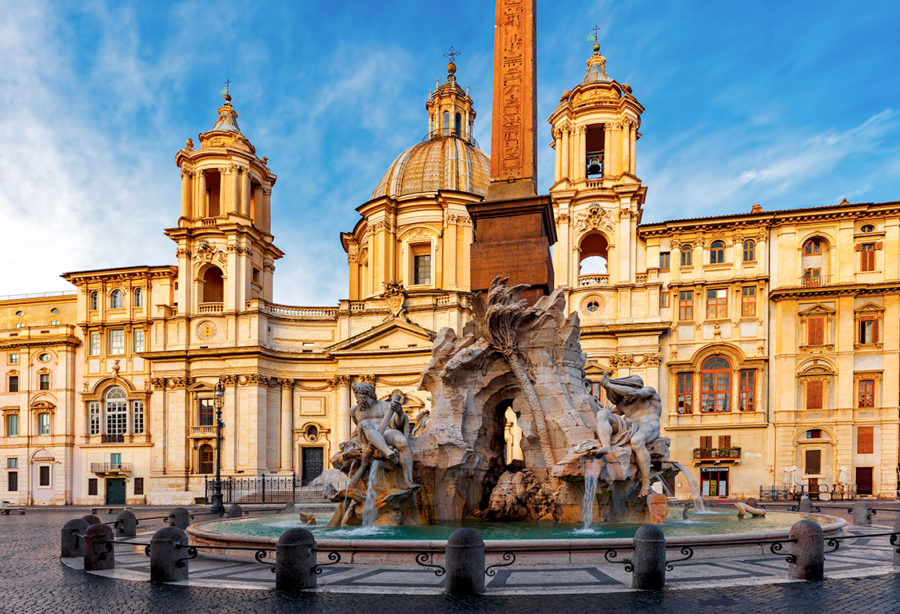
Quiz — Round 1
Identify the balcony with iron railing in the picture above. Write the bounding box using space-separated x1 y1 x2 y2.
90 462 132 475
800 274 831 288
693 446 742 463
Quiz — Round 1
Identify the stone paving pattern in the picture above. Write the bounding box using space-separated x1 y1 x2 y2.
3 506 900 613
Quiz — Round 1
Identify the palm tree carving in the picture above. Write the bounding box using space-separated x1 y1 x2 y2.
469 277 557 477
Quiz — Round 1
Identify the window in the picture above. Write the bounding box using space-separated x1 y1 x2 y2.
741 287 756 317
442 111 449 136
15 310 23 317
680 246 692 267
701 355 731 412
805 449 821 475
8 375 18 393
199 399 215 426
199 444 214 474
586 300 600 313
110 290 123 309
454 112 462 136
89 332 100 356
38 352 50 362
39 373 50 390
134 288 144 307
413 253 432 285
90 291 99 311
659 292 670 308
38 413 50 435
805 429 822 439
38 465 50 486
858 317 879 345
859 243 875 272
860 224 875 233
14 323 24 329
252 268 260 284
742 240 755 262
700 436 712 449
678 291 693 321
109 329 125 354
659 252 670 271
134 477 144 495
88 402 100 435
105 387 127 435
677 373 693 414
50 320 60 326
857 426 875 454
133 329 144 353
6 414 17 437
132 400 144 434
8 471 17 492
806 380 824 410
6 458 16 469
803 238 823 255
706 288 727 319
802 268 822 287
50 308 58 315
858 379 875 408
88 478 98 496
718 435 731 449
807 316 825 346
9 353 18 364
739 370 755 411
110 452 122 467
709 240 726 264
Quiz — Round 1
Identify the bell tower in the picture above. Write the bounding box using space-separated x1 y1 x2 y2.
166 91 282 318
548 42 646 301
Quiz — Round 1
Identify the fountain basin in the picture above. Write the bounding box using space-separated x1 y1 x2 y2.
186 510 846 565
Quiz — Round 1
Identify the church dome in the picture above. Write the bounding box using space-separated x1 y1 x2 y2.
371 135 489 200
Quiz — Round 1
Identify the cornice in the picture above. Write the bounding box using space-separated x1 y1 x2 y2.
769 281 900 302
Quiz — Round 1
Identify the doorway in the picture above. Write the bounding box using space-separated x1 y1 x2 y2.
856 467 873 495
700 467 729 497
301 447 324 485
105 478 126 505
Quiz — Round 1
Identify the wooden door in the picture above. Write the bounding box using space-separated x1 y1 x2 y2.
856 467 873 495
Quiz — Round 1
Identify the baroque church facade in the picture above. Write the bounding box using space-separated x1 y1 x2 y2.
1 46 898 505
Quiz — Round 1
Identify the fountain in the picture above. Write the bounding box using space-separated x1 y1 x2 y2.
187 279 846 560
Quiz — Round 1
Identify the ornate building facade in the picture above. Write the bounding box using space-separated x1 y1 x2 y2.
1 46 898 505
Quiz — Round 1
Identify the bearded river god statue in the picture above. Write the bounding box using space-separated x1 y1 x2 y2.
326 278 678 527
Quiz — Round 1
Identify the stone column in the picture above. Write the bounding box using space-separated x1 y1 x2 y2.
335 377 350 446
254 185 265 229
622 122 631 174
561 127 570 181
280 379 293 472
241 168 251 217
629 124 637 174
229 164 240 214
603 125 612 178
553 129 562 182
263 187 272 233
576 126 586 181
180 170 192 219
444 214 458 289
195 170 206 218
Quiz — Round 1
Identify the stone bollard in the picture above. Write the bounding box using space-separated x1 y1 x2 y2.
61 518 89 558
892 516 900 567
632 524 666 590
797 495 812 513
275 528 317 591
83 523 115 571
150 526 191 582
168 507 190 530
81 514 101 526
852 501 872 525
225 503 243 518
115 510 137 538
444 528 485 595
788 519 824 581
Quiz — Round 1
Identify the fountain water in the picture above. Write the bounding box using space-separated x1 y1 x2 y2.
672 461 706 512
581 458 601 528
361 460 381 527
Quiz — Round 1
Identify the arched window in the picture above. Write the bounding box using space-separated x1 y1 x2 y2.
134 288 143 307
90 291 99 311
110 290 123 309
710 241 726 264
803 238 823 255
701 355 731 413
202 267 224 303
454 112 462 137
742 240 755 262
105 387 128 435
198 444 214 474
442 111 449 136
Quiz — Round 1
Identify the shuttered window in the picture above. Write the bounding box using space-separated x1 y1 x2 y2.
805 449 821 475
808 317 824 346
857 426 874 454
806 380 824 410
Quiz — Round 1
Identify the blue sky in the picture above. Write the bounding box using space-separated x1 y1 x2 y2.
2 1 900 305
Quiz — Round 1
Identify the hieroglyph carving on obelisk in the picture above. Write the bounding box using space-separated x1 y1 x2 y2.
489 0 538 199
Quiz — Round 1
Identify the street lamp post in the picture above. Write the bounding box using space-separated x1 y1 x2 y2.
210 380 226 515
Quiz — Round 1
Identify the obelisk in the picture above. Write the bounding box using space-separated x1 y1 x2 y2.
467 0 555 301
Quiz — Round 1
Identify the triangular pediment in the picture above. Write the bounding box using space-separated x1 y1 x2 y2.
326 320 436 356
855 302 885 314
799 303 835 316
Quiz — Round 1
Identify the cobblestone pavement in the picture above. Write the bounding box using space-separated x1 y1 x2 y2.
4 507 900 613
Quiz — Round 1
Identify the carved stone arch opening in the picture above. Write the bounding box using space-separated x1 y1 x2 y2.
578 231 609 275
800 232 833 286
198 264 224 304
